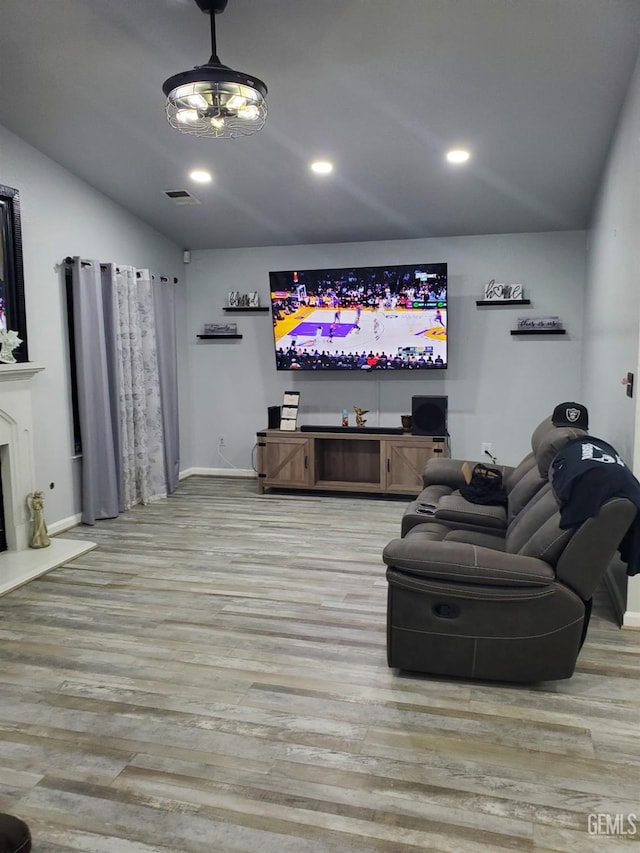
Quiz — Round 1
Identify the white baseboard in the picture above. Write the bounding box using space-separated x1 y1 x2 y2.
622 611 640 628
180 467 255 479
48 513 83 536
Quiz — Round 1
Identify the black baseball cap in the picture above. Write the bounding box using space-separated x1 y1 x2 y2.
551 402 588 431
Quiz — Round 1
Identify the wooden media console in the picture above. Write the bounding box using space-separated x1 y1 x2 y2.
256 428 449 495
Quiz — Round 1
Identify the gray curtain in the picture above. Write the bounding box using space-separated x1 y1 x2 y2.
152 275 180 493
70 257 179 524
71 259 120 523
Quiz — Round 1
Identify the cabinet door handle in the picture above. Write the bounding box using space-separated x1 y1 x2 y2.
304 455 308 469
387 458 390 472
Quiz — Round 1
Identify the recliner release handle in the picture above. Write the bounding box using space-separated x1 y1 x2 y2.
433 602 461 619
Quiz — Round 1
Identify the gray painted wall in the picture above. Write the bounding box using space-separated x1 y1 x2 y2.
584 52 640 622
0 123 187 527
5 91 637 550
585 51 640 464
186 231 586 472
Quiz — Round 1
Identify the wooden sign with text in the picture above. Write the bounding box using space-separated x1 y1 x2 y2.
483 280 524 301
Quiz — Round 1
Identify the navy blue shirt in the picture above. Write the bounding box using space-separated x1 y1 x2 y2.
551 436 640 576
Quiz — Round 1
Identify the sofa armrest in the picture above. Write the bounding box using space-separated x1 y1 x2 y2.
422 458 479 489
422 458 515 490
434 493 507 530
382 537 555 587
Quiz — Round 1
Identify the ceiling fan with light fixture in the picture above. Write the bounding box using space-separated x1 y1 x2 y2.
162 0 267 138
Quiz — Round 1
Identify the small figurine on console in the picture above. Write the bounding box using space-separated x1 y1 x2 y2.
354 407 369 428
28 491 51 549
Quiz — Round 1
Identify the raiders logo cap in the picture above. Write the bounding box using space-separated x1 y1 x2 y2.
551 401 588 431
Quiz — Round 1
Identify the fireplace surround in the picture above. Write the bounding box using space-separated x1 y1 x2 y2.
0 362 95 596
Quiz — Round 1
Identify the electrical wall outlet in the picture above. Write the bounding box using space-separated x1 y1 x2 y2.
481 442 493 456
218 436 226 447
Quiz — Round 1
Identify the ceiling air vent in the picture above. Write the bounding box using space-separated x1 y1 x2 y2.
163 189 201 205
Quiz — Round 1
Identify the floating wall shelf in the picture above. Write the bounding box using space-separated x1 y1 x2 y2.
223 306 270 313
476 299 531 306
510 329 565 336
197 334 243 340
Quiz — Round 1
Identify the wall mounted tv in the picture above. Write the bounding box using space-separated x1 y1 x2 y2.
269 262 447 371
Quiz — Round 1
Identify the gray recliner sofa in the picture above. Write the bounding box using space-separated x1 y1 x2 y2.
401 414 578 538
383 417 637 683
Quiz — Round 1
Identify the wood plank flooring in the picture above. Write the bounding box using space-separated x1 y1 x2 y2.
1 476 639 852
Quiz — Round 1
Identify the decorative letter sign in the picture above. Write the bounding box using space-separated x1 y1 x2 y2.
483 279 524 301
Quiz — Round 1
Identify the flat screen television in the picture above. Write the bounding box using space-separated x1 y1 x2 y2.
269 262 447 371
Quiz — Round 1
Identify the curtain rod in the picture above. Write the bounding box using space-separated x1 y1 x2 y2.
63 257 178 283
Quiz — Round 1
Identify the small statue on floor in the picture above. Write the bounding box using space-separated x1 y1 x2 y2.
354 406 369 428
28 491 50 549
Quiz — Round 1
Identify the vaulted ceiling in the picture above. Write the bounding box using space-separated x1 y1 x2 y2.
1 0 639 250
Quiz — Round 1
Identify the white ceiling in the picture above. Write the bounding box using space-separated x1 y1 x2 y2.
1 0 639 250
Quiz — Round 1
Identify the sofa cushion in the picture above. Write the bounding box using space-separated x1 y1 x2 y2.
434 492 507 530
500 426 590 531
444 528 507 550
535 426 588 478
422 457 514 491
506 484 574 565
402 521 454 540
507 464 546 523
530 416 554 451
505 451 536 493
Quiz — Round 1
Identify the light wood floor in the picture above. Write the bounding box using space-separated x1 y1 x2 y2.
1 477 639 852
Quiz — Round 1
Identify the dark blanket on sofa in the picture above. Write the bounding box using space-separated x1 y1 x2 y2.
551 436 640 576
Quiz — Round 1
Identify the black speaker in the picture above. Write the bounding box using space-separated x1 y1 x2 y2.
411 396 448 435
267 405 281 429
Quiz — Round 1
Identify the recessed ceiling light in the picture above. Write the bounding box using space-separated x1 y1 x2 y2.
446 149 471 164
311 160 333 175
189 169 212 183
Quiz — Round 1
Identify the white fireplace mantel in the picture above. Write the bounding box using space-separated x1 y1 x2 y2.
0 362 46 381
0 361 96 596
